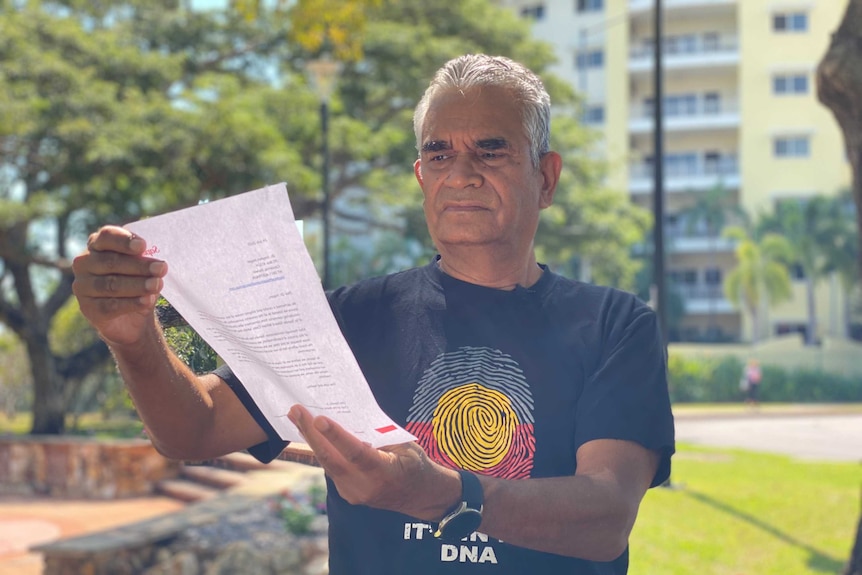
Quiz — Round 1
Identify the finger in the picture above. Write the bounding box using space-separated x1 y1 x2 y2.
311 416 381 473
86 226 149 256
73 264 165 298
85 246 166 277
78 293 159 321
288 405 376 475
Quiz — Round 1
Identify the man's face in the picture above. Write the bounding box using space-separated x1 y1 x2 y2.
414 86 559 254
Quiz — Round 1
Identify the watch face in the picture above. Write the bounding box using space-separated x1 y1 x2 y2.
442 509 483 541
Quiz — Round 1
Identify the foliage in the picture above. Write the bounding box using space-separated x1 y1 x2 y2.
722 225 794 342
164 326 219 375
273 482 328 535
0 331 31 416
667 353 862 403
757 194 857 345
1 0 651 434
0 0 310 433
631 443 859 575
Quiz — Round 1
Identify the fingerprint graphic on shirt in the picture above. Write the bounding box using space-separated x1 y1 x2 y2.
405 347 535 479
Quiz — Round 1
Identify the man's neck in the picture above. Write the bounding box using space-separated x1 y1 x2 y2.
436 247 543 290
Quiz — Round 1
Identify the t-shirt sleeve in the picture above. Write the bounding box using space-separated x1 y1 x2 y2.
212 363 289 463
573 297 675 487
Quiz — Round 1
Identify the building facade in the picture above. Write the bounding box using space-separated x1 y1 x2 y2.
494 0 852 342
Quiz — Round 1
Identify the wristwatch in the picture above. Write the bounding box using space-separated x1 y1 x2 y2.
434 469 484 541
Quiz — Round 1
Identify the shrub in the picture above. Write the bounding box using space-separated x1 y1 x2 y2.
667 354 861 403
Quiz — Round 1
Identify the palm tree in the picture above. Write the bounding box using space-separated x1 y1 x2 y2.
722 226 794 343
757 196 844 345
818 191 861 338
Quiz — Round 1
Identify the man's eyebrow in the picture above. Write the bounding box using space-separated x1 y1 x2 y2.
476 137 509 150
421 140 451 152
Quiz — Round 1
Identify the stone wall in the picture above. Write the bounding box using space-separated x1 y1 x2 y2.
0 436 179 498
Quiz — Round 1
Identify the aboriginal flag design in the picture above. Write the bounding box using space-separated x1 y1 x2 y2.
405 347 535 479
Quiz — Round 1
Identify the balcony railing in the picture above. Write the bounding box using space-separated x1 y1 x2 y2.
631 98 739 121
629 155 739 180
672 284 725 300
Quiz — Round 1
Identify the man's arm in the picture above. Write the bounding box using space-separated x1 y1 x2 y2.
73 226 267 460
288 404 659 562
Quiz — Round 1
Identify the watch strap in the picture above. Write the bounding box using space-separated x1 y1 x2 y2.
457 469 483 511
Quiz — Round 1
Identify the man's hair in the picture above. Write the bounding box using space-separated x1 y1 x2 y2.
413 54 551 167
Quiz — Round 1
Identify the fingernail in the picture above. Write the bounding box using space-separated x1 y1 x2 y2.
145 278 161 292
149 261 167 275
139 294 157 306
129 236 145 252
287 406 299 425
314 418 330 433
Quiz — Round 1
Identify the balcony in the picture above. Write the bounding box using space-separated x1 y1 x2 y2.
672 284 736 314
629 98 739 134
629 35 739 74
629 155 740 194
629 0 737 17
666 228 736 254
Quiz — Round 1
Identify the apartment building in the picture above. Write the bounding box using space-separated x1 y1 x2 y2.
494 0 852 342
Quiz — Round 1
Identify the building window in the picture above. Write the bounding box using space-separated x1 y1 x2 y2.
774 136 810 158
665 94 698 117
576 0 603 12
773 73 809 95
575 49 604 70
520 4 545 19
702 32 720 52
581 105 605 125
773 12 808 32
704 268 722 285
704 92 721 114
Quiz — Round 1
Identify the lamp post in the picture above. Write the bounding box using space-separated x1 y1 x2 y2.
652 0 667 346
307 53 341 289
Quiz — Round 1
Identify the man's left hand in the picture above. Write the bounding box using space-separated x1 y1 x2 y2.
287 405 460 521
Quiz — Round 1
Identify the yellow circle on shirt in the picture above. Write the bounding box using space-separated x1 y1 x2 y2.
432 383 517 471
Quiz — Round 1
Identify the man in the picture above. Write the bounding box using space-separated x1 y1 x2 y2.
73 54 675 574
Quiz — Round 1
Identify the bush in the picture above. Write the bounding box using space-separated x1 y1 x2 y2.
667 354 862 403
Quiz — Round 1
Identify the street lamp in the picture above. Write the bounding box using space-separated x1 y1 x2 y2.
307 53 342 289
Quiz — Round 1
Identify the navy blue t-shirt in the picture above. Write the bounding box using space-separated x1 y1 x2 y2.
215 260 675 574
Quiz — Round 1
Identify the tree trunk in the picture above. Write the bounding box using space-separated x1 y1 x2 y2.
817 0 862 287
26 331 67 435
805 277 817 345
817 2 862 571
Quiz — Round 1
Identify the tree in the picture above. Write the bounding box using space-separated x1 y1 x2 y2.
819 191 861 338
815 3 862 571
1 0 650 435
722 226 794 342
757 195 850 346
817 0 862 289
0 1 309 433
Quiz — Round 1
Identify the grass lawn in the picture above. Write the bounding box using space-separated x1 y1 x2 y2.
630 443 860 575
0 412 145 438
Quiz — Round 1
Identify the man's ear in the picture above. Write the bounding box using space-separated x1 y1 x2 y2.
414 159 424 186
539 151 562 208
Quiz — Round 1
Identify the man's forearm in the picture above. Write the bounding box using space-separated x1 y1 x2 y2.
478 473 637 561
476 439 659 561
108 316 220 459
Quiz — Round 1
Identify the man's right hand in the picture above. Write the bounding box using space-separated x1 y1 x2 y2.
72 226 168 347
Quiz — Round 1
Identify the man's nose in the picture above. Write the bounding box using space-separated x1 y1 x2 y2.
445 153 483 188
